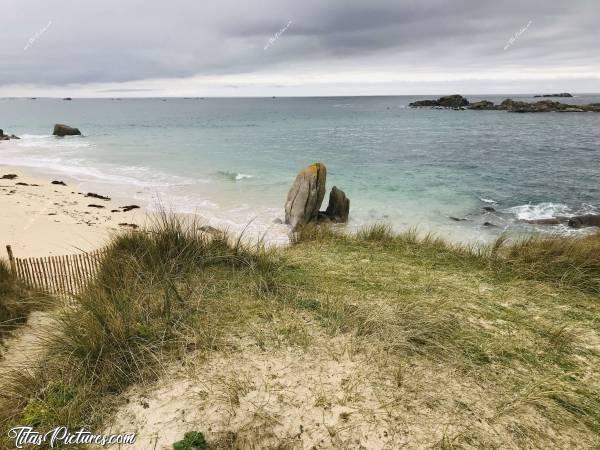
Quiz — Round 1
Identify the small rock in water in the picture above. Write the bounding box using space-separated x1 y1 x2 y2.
273 218 283 224
324 186 350 223
567 214 600 228
482 206 496 212
53 123 81 136
449 216 468 222
483 222 497 227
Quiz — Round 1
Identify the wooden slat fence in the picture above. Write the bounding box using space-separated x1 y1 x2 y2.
6 245 107 298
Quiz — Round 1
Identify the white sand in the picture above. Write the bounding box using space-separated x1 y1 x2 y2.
0 163 144 258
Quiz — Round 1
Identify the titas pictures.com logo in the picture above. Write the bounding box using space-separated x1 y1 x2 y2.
8 426 136 448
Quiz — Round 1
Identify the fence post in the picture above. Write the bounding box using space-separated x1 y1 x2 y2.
6 245 17 277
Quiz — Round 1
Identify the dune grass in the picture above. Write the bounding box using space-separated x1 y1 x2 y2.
0 259 50 342
0 219 598 448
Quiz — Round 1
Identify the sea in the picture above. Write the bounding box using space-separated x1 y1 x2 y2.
1 95 599 244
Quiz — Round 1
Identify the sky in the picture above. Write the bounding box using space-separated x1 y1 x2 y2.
2 0 599 97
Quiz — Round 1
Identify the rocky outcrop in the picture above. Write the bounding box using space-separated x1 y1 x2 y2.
409 95 469 108
568 214 600 228
468 100 495 110
0 130 20 140
411 95 600 113
534 93 573 98
324 186 350 223
285 162 327 229
53 124 82 137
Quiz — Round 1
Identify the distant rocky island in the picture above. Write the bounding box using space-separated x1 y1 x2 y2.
409 95 600 113
533 93 573 98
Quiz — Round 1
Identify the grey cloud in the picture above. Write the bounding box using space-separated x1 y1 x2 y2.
1 0 599 89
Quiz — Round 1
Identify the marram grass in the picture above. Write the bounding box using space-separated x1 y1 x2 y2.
0 217 598 448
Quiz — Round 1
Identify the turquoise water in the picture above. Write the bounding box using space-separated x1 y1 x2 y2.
1 95 599 243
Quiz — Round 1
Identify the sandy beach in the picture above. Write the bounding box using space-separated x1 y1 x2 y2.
0 159 144 258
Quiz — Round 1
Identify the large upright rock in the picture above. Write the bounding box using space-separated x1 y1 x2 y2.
325 186 350 223
285 162 327 229
53 124 81 136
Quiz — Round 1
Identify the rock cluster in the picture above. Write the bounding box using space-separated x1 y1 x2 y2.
284 162 350 229
0 129 20 141
409 95 600 113
409 95 469 109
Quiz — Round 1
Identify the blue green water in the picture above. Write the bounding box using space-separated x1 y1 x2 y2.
1 95 599 243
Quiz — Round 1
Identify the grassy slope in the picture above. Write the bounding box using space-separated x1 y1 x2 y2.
0 219 598 448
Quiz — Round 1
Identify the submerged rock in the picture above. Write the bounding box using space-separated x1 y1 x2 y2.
53 123 82 136
568 214 600 228
285 162 327 229
524 217 569 225
324 186 350 223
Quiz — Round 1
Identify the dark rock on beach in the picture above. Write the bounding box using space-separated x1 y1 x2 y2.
51 180 67 186
1 174 18 180
85 192 111 201
120 205 140 212
53 123 82 136
567 214 600 228
119 223 139 229
88 204 105 208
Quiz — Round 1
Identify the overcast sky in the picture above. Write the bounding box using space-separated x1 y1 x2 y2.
2 0 599 97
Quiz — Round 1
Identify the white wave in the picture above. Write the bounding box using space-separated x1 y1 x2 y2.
19 134 53 139
217 171 255 181
17 135 90 149
480 197 497 204
505 202 573 220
